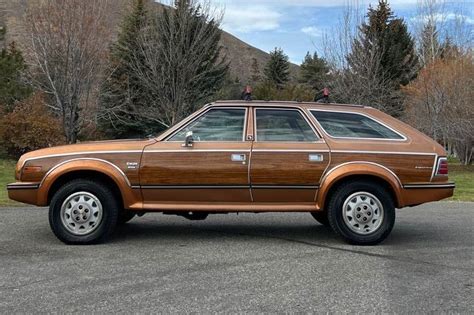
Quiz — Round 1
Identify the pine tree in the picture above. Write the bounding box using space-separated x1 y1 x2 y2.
346 0 418 115
299 52 329 92
0 40 32 111
264 48 290 88
250 58 261 84
0 25 5 47
351 0 418 86
99 0 150 138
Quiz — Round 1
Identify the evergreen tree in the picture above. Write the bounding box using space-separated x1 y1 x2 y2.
0 25 5 46
99 0 149 138
264 48 290 88
349 0 418 87
250 58 261 84
299 52 330 92
0 40 32 111
346 0 418 115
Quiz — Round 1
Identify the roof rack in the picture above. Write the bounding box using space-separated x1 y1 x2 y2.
210 100 366 108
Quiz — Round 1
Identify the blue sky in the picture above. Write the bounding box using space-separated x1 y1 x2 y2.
212 0 474 64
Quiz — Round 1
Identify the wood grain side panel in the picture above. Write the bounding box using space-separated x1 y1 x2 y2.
140 152 249 185
250 152 330 185
329 153 435 183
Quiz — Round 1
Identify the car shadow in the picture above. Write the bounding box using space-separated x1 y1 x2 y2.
108 217 437 248
110 220 337 245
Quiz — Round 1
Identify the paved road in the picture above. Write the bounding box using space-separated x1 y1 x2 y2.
0 202 473 313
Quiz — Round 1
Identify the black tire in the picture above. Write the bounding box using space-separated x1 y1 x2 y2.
118 210 136 225
49 179 120 245
310 211 329 226
327 180 395 245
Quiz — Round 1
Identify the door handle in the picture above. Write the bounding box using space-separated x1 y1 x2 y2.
231 154 247 163
309 154 324 162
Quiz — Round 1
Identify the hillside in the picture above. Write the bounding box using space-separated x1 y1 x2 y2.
0 0 299 85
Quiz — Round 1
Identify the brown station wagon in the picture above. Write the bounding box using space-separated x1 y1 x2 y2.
7 101 455 245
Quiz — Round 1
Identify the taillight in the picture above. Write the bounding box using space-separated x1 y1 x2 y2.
436 157 448 176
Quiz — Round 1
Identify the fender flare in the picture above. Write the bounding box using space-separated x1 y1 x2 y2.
316 162 403 210
37 158 134 206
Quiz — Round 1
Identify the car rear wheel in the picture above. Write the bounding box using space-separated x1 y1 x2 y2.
310 211 329 226
49 179 119 245
327 180 395 245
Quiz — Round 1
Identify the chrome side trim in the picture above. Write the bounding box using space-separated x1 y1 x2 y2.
309 109 408 142
252 185 319 189
39 158 132 188
7 183 40 190
145 149 252 153
252 149 330 153
140 185 250 189
320 161 403 187
403 183 455 189
330 150 436 156
138 185 319 189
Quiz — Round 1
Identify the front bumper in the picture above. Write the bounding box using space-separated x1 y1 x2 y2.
7 182 40 205
401 182 455 207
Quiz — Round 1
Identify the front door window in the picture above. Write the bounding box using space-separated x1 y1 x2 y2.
169 108 246 142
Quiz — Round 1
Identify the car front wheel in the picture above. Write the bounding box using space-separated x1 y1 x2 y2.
49 179 119 245
327 180 395 245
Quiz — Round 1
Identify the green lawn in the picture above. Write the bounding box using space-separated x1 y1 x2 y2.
0 159 20 206
449 165 474 202
0 159 472 206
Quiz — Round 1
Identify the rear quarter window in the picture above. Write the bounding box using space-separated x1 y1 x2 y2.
310 110 404 140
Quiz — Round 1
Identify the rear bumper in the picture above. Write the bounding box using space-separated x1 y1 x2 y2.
7 183 40 205
401 183 455 207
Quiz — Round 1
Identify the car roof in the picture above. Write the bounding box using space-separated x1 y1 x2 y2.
210 100 368 111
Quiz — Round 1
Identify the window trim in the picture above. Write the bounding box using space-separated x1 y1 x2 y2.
309 109 408 142
165 107 248 142
254 107 321 143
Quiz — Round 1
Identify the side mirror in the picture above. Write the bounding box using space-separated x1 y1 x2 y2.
182 131 194 147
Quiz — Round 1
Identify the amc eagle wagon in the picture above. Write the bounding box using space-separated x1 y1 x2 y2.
8 101 455 245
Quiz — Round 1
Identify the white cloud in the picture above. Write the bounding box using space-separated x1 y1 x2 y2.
216 0 420 8
222 5 282 32
301 26 324 36
411 12 474 25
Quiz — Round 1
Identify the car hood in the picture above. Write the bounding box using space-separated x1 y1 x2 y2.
18 139 156 166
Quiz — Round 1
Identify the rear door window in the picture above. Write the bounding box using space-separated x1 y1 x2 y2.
255 109 317 142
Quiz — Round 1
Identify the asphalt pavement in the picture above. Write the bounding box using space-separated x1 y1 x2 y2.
0 202 473 313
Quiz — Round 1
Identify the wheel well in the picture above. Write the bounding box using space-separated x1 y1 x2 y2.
322 174 399 210
47 170 123 207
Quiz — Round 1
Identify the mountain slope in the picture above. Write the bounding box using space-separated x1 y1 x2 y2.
0 0 299 84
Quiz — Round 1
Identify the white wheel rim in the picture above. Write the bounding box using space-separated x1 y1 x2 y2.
60 192 103 236
342 192 384 235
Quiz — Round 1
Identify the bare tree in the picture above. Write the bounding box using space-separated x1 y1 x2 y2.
25 0 112 143
404 53 474 164
414 0 474 66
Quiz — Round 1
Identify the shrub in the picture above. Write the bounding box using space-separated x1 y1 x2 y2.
253 81 315 102
0 92 64 157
